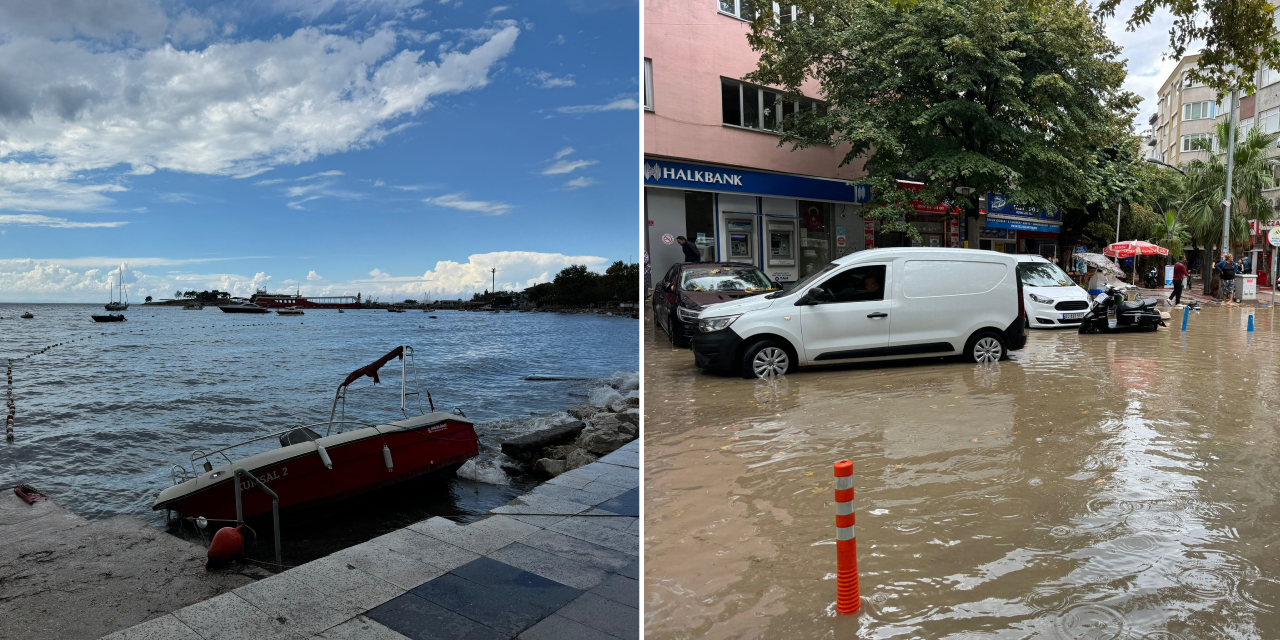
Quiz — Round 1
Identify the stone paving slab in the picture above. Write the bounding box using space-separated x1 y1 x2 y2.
312 615 410 640
557 593 639 640
597 449 638 469
517 614 616 640
102 455 639 640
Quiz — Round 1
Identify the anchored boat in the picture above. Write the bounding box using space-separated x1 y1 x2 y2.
154 346 477 522
91 314 126 323
276 308 304 316
220 300 270 314
105 266 129 311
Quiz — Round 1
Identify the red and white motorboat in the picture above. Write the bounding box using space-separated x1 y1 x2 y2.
154 346 478 522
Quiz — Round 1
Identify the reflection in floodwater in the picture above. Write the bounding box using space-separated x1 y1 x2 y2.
644 305 1280 639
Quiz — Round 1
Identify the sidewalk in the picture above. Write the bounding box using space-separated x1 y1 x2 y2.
103 441 639 640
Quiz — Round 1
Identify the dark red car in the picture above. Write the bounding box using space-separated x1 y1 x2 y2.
652 262 778 347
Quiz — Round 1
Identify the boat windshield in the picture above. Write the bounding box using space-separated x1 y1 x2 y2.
1018 261 1076 287
680 266 776 293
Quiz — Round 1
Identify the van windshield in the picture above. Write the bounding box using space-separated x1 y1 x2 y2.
1017 261 1075 287
767 262 841 298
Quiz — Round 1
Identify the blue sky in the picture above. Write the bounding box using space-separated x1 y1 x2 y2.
0 0 638 302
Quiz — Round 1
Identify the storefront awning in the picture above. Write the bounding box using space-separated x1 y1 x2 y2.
643 157 871 204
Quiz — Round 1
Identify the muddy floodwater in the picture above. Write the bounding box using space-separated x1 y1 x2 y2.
644 304 1280 639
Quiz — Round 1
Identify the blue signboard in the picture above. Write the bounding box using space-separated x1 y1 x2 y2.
643 158 871 204
983 217 1061 233
986 193 1062 224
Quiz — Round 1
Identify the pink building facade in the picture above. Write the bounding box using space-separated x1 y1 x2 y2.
643 0 872 284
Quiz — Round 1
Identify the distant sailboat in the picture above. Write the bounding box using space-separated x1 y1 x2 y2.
105 267 129 311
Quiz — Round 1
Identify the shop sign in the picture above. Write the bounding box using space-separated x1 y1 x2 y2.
983 218 1059 233
863 219 875 248
643 158 872 204
1269 227 1280 247
986 193 1062 224
949 217 960 248
979 226 1014 240
1251 220 1280 234
835 225 847 247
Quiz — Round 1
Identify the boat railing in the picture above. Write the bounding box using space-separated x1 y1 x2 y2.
181 420 376 480
327 346 431 436
234 468 282 570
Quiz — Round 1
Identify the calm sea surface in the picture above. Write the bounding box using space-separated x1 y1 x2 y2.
0 304 637 528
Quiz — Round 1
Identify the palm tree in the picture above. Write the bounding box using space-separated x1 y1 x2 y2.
1181 121 1279 294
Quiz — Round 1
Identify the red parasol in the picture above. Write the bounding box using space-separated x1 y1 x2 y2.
1103 240 1169 258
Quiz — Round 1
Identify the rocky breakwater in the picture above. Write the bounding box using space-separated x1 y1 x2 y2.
499 397 639 478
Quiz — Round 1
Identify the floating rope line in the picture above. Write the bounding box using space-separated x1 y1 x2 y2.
6 335 93 442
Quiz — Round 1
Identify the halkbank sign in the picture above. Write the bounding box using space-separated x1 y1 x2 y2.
643 158 871 204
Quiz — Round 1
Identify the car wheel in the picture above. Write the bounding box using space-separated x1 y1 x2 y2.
965 331 1006 364
740 339 792 379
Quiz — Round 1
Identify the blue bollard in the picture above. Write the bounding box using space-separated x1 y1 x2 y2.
1182 306 1189 331
1249 313 1255 332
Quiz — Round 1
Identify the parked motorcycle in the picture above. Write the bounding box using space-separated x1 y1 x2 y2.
1143 267 1161 289
1078 284 1165 333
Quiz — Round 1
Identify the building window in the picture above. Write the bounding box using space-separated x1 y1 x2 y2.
722 78 825 131
774 2 796 23
719 0 755 20
1261 107 1280 134
1264 64 1280 88
1183 101 1215 120
643 58 653 111
1181 133 1213 152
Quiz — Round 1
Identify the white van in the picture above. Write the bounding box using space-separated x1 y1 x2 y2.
690 248 1027 378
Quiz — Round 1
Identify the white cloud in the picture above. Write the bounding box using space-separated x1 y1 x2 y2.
530 70 575 88
553 147 574 160
551 34 565 45
255 178 288 186
0 251 609 301
1104 5 1183 125
298 170 345 181
541 158 597 175
307 270 323 281
425 192 513 216
488 5 509 15
564 176 595 190
555 96 639 114
0 24 520 212
0 0 170 43
0 214 126 228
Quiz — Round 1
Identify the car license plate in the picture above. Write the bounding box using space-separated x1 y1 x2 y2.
1061 312 1084 320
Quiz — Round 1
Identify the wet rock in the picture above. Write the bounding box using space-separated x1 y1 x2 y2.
565 448 598 470
533 458 567 478
576 422 630 455
539 444 578 460
607 396 639 413
616 409 639 427
567 404 600 420
618 421 637 438
591 413 625 430
500 421 586 461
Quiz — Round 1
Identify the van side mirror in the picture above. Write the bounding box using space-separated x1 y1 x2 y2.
797 287 827 306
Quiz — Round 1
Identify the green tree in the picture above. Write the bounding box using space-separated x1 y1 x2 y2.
601 261 640 303
1181 122 1279 294
553 264 600 307
145 295 153 303
1097 0 1280 95
745 0 1138 247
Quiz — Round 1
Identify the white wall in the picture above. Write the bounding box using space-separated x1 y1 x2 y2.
646 187 688 284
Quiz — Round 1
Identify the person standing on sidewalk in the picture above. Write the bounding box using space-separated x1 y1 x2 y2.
676 236 701 263
1170 257 1188 306
1216 254 1239 304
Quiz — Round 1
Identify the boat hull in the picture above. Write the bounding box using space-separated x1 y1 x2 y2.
91 315 126 322
220 306 270 313
155 417 478 521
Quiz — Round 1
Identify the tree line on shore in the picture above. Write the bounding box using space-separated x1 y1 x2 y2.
469 261 640 308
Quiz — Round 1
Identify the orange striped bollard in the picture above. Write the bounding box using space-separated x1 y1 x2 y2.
834 460 860 614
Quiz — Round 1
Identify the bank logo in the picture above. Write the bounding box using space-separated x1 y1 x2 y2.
643 162 661 181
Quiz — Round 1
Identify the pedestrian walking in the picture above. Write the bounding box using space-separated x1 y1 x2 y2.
677 236 701 263
1216 253 1239 304
1170 257 1188 306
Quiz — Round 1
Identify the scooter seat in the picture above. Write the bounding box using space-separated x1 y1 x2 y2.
1120 299 1157 312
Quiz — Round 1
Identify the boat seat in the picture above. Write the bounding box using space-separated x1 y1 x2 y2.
280 427 323 447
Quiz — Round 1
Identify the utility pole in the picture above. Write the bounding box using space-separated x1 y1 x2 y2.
1223 87 1239 271
490 267 498 305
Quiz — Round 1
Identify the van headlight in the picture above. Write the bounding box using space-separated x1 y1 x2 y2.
676 306 700 322
1029 293 1055 305
698 315 740 333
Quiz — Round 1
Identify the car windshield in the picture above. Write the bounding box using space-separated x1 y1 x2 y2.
767 261 841 298
1018 261 1075 287
680 266 777 292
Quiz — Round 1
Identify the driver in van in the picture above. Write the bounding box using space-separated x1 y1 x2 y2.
863 274 882 299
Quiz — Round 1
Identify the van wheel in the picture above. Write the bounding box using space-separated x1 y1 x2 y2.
965 331 1006 363
740 339 793 379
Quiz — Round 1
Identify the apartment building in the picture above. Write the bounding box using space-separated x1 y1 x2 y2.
1151 54 1223 166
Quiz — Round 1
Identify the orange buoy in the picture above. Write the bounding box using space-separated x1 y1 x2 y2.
206 525 244 569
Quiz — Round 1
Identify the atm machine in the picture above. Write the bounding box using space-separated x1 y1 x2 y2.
766 221 798 283
725 218 755 264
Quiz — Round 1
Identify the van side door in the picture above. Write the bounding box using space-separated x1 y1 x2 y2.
892 259 1013 351
797 264 892 362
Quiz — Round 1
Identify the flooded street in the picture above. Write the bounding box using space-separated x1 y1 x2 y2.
644 304 1280 639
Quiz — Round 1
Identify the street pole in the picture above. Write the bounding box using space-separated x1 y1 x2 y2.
1222 87 1239 300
